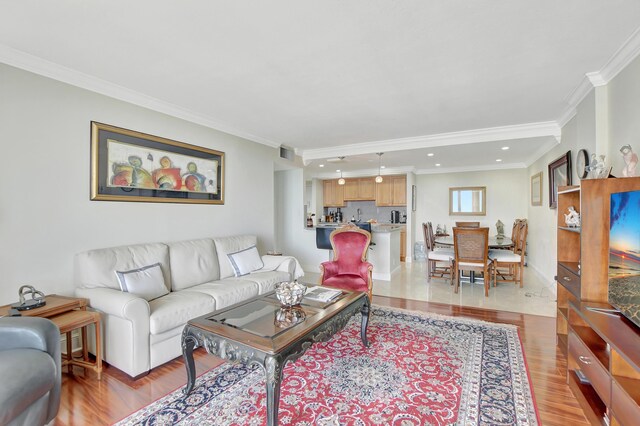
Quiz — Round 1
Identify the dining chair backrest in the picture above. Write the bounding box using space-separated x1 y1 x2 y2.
455 221 480 228
427 222 436 247
453 227 489 265
511 220 520 242
515 220 528 255
422 223 434 251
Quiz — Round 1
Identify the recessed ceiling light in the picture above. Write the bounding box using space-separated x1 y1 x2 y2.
427 153 434 157
435 163 441 167
319 164 324 167
381 165 386 169
501 146 509 150
496 159 502 162
336 169 341 172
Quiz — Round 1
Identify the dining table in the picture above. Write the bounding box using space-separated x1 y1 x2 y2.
434 235 514 283
434 235 514 249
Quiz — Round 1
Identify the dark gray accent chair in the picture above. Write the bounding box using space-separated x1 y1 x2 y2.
0 317 61 426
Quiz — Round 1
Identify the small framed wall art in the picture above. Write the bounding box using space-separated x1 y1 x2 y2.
91 122 225 204
530 171 542 206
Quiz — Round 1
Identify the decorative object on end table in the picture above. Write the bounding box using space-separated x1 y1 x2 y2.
547 150 571 209
91 122 224 204
274 281 307 307
496 220 505 239
530 171 542 206
620 144 638 177
576 149 589 179
564 206 581 228
11 285 46 311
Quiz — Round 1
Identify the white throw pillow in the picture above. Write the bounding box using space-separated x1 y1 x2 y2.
115 263 169 301
227 246 264 277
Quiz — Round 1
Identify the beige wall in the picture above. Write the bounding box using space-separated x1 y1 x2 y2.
0 64 277 304
608 55 640 175
414 168 528 244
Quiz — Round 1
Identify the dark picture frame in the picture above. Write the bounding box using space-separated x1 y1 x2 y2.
548 151 571 209
91 122 225 204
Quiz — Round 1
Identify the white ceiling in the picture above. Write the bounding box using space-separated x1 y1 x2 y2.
2 1 640 175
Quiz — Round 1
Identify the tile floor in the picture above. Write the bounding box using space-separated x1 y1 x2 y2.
304 260 557 317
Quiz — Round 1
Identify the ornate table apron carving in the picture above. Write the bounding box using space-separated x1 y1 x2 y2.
182 295 370 426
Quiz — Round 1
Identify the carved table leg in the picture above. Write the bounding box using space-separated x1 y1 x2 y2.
361 298 370 347
182 327 198 395
263 355 284 426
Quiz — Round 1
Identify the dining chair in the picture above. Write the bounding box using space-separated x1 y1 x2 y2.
455 221 480 228
422 222 454 283
319 223 373 301
490 220 528 287
452 227 493 296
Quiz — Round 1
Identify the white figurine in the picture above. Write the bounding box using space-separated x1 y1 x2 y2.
620 144 638 177
496 220 505 238
564 206 581 228
586 154 609 179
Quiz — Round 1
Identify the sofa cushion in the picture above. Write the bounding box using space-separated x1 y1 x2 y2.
188 279 259 310
168 239 220 291
240 270 291 294
148 291 215 335
75 243 171 291
213 236 257 279
115 263 169 301
228 246 264 277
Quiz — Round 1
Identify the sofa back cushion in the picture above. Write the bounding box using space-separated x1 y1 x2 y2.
213 235 258 279
168 239 220 291
74 243 171 291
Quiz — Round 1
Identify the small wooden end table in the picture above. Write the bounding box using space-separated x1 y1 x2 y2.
0 294 103 379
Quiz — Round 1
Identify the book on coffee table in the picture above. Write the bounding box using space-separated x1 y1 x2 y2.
304 286 342 303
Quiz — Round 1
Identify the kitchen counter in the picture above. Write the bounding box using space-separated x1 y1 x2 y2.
314 222 405 233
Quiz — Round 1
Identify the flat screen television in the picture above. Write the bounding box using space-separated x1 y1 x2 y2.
609 189 640 328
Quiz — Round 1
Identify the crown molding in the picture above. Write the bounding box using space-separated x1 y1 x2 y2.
557 26 640 129
415 162 526 175
301 121 561 162
598 25 640 83
524 137 561 168
0 44 280 148
309 166 415 180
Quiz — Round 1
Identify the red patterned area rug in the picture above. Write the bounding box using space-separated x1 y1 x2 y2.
115 306 539 425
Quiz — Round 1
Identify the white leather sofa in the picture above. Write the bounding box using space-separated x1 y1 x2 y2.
74 235 302 378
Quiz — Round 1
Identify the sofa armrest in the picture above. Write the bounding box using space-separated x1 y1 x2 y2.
0 317 61 421
76 287 150 322
75 287 152 377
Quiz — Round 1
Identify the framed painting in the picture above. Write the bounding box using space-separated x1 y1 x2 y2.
548 151 571 209
530 172 542 206
91 122 224 204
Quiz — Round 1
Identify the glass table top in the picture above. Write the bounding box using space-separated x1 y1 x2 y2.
206 299 319 338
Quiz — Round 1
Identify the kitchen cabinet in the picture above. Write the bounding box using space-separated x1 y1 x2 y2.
344 178 375 201
376 175 407 206
322 179 345 207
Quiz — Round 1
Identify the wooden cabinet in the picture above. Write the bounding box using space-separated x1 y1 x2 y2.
400 227 406 262
343 178 375 201
375 175 407 206
556 177 640 425
322 179 344 207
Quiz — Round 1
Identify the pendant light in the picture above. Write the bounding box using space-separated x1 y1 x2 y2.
375 153 384 183
337 157 346 185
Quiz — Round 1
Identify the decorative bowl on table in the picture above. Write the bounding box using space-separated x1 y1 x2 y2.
275 280 307 307
274 306 307 329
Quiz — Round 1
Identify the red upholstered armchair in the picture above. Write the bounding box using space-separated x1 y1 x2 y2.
319 224 373 301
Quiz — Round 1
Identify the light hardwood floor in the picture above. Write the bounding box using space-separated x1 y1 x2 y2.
52 296 588 425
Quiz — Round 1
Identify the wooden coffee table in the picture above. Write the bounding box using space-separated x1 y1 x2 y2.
182 289 370 426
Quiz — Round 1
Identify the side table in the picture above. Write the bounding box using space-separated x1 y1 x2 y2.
0 294 103 379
